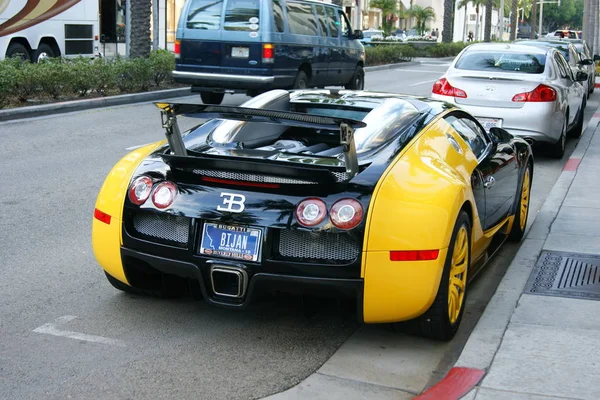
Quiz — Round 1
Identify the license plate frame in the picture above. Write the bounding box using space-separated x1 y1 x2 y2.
199 223 262 262
231 46 249 58
476 117 503 132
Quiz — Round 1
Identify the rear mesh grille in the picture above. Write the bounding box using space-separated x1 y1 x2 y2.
131 211 190 246
278 230 360 262
193 169 351 184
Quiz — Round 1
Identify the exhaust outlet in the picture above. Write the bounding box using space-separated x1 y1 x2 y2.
210 266 248 299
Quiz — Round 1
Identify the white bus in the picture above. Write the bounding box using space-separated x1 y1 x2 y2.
0 0 100 62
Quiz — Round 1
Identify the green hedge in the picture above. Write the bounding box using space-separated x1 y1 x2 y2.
0 49 175 108
365 41 470 66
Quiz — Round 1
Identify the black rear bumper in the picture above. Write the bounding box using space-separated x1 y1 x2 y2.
120 247 364 314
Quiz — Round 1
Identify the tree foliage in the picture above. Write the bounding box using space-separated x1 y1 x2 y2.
540 0 583 32
408 5 436 35
370 0 398 35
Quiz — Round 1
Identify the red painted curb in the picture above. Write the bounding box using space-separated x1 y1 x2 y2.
414 367 486 400
563 158 581 171
595 83 600 88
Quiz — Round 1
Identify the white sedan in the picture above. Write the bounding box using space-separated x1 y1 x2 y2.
432 43 587 158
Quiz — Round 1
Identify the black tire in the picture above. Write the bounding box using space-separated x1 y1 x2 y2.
200 92 225 105
549 116 567 159
345 66 365 90
6 42 30 61
293 71 309 89
404 211 471 341
34 43 55 62
568 102 585 139
508 162 532 242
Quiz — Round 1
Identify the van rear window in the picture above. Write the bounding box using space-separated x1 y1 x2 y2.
186 0 223 30
224 0 260 31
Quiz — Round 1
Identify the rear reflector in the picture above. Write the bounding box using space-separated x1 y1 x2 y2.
94 208 111 225
390 250 439 261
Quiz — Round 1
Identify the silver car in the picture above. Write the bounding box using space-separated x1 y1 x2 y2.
432 43 587 158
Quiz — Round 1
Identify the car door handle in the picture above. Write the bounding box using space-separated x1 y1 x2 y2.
484 176 496 189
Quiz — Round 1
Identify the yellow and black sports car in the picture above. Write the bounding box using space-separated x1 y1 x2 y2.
92 89 533 340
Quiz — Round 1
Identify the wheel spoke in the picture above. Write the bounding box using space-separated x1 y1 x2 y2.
451 276 465 291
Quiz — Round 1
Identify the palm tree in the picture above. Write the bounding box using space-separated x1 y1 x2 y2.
484 0 492 41
408 5 436 35
370 0 398 35
457 0 486 40
442 0 455 42
510 0 518 40
130 0 151 58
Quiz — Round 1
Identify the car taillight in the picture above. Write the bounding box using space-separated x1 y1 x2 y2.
296 198 327 227
432 78 467 98
330 199 363 230
262 43 274 64
512 84 557 102
390 250 439 261
174 40 181 59
152 181 177 209
128 176 153 205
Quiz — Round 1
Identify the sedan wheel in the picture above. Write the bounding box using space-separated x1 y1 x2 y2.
549 117 567 159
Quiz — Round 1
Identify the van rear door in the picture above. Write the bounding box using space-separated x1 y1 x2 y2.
219 0 264 73
179 0 224 72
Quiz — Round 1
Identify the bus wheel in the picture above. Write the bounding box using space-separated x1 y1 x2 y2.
35 44 56 62
6 43 30 62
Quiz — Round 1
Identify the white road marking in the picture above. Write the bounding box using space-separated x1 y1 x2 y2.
33 316 126 347
125 142 153 151
398 69 447 73
408 79 438 87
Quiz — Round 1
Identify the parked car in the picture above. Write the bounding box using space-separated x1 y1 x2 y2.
360 29 384 46
568 39 598 95
547 30 580 39
92 89 533 341
517 39 594 98
432 43 587 158
172 0 365 105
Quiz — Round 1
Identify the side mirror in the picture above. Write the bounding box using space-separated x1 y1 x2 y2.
594 54 600 61
579 58 594 66
353 30 364 40
576 71 589 82
489 127 512 144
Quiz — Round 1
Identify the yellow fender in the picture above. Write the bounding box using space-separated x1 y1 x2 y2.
92 142 165 284
361 117 482 323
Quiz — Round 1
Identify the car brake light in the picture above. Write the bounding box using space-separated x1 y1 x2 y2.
128 176 153 205
262 43 274 64
296 198 327 227
330 199 363 230
512 84 557 102
94 208 111 224
174 40 181 59
390 250 439 261
432 78 467 98
152 181 177 209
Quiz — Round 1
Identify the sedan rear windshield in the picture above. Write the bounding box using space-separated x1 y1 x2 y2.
455 51 546 74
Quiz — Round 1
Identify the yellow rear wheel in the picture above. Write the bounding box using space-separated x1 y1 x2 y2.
509 163 532 242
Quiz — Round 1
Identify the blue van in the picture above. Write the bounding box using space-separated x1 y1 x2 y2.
172 0 365 104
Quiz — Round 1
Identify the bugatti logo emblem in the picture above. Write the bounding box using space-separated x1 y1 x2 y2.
217 192 246 213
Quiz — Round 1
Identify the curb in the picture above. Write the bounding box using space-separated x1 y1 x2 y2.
0 87 192 122
0 60 433 122
434 106 600 398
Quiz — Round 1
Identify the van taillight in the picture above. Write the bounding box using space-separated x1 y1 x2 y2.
174 40 180 59
262 43 274 64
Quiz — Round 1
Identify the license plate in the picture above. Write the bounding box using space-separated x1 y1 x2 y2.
231 47 249 58
200 223 262 262
477 117 503 132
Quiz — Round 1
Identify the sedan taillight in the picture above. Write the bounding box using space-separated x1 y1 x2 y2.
512 84 557 102
432 78 467 98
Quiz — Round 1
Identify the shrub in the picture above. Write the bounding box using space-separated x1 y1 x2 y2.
149 49 175 87
115 57 153 92
0 58 18 107
90 57 117 95
365 44 416 66
67 57 96 97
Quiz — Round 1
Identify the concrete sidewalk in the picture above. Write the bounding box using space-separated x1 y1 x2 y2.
451 103 600 399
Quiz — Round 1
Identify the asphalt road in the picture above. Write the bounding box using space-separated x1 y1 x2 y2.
0 63 595 400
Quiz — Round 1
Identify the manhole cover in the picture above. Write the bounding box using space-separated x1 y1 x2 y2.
524 251 600 300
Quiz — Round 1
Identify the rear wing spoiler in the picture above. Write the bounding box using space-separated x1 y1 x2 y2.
155 102 367 178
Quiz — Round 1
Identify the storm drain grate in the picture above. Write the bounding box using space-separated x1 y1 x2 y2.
524 251 600 300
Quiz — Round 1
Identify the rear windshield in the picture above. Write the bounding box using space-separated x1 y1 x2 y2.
224 0 260 31
186 0 223 30
455 51 546 74
521 41 569 60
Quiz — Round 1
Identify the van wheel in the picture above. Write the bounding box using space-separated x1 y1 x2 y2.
200 92 225 105
293 71 308 89
345 66 365 90
34 44 55 62
6 43 30 61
